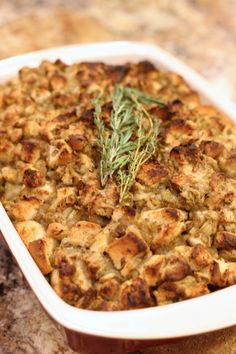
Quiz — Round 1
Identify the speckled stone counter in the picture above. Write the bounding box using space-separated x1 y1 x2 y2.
0 1 236 353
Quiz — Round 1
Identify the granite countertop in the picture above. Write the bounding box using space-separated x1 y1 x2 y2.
0 0 236 353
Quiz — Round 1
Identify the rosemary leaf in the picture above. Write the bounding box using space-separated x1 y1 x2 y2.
93 84 163 201
93 86 137 186
123 86 165 107
118 118 159 202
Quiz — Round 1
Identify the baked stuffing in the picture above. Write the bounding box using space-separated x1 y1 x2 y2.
0 60 236 310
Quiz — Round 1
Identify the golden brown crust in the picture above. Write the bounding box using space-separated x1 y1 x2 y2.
137 162 168 186
28 237 57 275
0 60 236 311
106 225 149 271
119 278 151 310
215 231 236 249
154 276 209 305
23 168 43 188
14 220 46 246
10 197 41 220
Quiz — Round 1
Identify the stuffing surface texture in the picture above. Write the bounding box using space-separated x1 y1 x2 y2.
1 60 236 310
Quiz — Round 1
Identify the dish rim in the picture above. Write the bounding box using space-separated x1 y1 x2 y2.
0 41 236 340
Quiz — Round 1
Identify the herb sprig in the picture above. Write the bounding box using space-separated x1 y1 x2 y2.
94 86 137 187
94 85 163 202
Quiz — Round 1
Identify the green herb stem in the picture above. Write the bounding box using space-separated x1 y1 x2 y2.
93 84 162 201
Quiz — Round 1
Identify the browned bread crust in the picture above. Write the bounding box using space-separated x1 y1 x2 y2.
0 60 236 310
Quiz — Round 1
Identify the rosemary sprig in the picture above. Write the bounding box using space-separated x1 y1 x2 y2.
118 116 159 202
123 86 165 107
93 87 137 186
93 84 162 201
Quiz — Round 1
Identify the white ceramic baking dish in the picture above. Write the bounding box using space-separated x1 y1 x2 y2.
0 41 236 354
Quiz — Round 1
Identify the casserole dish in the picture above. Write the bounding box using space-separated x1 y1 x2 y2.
0 41 236 354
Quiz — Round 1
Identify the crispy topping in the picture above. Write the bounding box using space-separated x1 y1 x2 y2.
1 60 236 311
